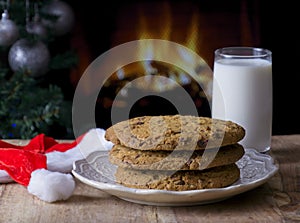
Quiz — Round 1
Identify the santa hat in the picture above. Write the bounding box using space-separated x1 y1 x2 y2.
0 128 113 202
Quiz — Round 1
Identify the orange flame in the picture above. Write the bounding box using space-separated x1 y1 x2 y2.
110 2 212 97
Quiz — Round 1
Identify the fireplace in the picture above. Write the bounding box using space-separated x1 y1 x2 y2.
69 0 262 130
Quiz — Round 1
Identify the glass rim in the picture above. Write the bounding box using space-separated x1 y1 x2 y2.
215 47 272 59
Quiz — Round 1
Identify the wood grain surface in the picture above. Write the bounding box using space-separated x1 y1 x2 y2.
0 135 299 223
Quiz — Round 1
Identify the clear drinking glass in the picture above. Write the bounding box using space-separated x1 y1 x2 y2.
212 47 272 153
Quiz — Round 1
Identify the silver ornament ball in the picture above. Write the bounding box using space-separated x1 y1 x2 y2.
8 39 50 77
0 10 19 47
41 0 75 36
26 20 48 40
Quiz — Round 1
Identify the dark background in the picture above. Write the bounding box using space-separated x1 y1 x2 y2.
62 0 300 135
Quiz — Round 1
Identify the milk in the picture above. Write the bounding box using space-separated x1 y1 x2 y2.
212 58 272 152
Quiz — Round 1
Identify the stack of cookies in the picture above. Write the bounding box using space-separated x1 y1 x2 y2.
105 115 246 191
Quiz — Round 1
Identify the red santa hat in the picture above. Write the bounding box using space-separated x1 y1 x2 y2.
0 128 113 202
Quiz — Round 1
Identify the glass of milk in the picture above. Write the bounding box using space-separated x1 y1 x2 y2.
212 47 272 153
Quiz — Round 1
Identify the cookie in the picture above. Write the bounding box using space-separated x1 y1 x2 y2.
105 115 245 150
115 163 240 191
109 143 245 170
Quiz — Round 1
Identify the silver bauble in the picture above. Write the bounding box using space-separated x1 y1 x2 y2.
8 39 50 77
26 15 48 40
0 10 19 47
41 0 75 36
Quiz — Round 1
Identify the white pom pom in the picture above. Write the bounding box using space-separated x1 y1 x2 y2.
27 169 75 203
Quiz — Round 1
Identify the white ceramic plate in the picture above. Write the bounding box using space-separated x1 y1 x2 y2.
72 148 278 206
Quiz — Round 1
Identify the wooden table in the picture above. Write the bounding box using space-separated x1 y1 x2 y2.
0 135 299 223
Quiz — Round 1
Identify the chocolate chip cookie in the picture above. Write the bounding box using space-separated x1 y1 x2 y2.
109 143 245 170
105 115 245 150
115 163 240 191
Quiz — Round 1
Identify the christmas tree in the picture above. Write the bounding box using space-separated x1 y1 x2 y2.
0 0 77 139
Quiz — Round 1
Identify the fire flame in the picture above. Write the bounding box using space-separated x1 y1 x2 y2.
112 2 212 97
